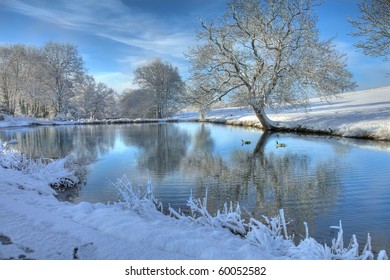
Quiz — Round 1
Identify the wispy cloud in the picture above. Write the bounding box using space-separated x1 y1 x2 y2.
2 0 195 59
1 0 198 93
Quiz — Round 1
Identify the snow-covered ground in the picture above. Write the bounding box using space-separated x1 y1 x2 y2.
175 86 390 141
1 86 389 261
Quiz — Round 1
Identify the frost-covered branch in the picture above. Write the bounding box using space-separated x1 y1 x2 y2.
111 175 157 213
111 176 388 260
0 143 78 195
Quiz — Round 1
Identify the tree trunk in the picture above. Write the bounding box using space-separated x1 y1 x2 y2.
252 104 278 131
199 108 206 121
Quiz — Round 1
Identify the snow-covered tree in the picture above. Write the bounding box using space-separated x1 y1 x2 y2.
0 42 121 119
72 75 116 119
134 58 185 118
0 44 29 115
41 41 84 117
0 44 50 116
187 0 356 130
349 0 390 60
119 88 155 119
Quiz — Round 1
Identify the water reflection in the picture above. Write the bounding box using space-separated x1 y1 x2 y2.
120 124 191 178
1 123 390 252
180 129 342 239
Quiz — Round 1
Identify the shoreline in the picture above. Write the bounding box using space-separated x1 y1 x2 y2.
1 114 389 142
1 86 390 141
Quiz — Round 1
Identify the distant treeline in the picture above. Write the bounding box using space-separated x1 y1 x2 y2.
0 42 117 119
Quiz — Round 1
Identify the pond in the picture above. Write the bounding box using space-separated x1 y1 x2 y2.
1 122 390 254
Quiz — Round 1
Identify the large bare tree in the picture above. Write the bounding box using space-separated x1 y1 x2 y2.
41 41 84 117
349 0 390 60
134 58 185 118
187 0 356 130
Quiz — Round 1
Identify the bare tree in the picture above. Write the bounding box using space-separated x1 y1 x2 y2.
72 75 115 119
187 0 356 130
20 46 51 117
119 88 156 119
0 44 28 115
0 44 53 116
349 0 390 59
185 71 229 120
0 42 120 119
41 41 84 117
134 58 185 118
0 46 14 114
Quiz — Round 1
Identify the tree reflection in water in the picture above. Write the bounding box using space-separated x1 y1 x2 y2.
180 126 342 241
2 124 341 235
0 125 118 200
119 123 191 178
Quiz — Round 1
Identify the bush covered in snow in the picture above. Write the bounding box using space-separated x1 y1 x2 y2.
162 188 388 260
0 141 78 195
110 175 159 214
108 176 389 259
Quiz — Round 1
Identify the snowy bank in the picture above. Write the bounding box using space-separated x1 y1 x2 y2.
0 114 178 128
175 86 390 141
0 146 388 260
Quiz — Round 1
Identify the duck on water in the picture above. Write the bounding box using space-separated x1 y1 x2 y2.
275 141 286 148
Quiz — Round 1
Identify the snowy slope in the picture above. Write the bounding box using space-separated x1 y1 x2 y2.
175 86 390 141
273 87 390 140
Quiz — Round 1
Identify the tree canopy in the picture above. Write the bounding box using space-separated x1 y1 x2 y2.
134 58 185 118
0 42 117 119
349 0 390 60
187 0 356 130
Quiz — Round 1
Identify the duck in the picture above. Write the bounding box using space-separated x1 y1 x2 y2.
241 139 251 145
275 141 286 148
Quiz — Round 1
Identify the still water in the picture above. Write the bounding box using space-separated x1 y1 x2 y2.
1 123 390 253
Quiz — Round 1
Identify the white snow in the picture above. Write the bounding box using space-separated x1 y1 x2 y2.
0 86 389 261
175 86 390 141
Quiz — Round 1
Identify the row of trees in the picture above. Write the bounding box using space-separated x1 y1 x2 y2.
0 42 185 120
0 42 116 119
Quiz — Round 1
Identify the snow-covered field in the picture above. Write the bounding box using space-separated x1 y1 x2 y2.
176 86 390 141
1 86 389 262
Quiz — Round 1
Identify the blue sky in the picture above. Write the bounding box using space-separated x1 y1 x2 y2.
0 0 389 93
